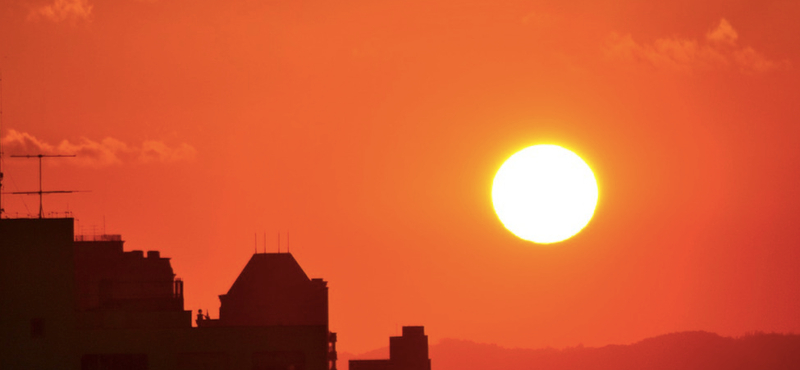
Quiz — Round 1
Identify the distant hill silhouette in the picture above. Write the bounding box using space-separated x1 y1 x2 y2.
344 331 800 370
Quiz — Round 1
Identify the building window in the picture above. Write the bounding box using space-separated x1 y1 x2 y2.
30 318 44 338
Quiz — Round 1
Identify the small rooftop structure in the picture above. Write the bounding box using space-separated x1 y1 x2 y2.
350 326 432 370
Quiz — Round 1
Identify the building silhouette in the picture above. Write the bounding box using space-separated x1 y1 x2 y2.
349 327 432 370
0 217 337 370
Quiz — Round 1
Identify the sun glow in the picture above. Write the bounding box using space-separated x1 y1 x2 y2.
492 145 598 244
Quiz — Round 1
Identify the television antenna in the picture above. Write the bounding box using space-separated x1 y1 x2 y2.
9 153 84 218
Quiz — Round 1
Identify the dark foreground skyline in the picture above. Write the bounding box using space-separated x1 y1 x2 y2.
1 217 338 369
4 215 800 370
2 216 441 370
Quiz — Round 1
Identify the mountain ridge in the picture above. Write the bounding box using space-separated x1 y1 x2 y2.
341 331 800 370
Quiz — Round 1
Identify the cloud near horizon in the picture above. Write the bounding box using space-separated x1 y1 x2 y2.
28 0 93 24
1 130 197 167
605 19 789 73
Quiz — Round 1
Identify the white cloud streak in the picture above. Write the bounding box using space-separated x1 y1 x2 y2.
1 130 197 167
28 0 93 24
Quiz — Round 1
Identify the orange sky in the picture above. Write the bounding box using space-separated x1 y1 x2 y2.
2 0 800 355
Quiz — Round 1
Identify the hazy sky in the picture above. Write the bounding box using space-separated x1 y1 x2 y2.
2 0 800 354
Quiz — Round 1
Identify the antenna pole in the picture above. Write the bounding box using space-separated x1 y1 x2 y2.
10 154 77 218
38 155 43 218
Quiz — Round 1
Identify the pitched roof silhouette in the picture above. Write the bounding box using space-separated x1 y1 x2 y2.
225 253 311 296
219 253 329 326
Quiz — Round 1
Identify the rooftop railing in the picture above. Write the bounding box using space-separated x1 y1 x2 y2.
74 234 123 242
2 211 74 219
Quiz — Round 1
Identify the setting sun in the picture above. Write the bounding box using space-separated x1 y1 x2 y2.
492 145 598 244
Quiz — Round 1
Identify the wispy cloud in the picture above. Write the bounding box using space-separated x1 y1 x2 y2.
28 0 93 24
605 19 789 73
706 19 738 46
1 130 197 167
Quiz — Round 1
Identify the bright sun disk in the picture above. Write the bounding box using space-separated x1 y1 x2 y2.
492 144 598 244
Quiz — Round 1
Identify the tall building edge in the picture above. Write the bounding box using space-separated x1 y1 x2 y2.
0 218 78 368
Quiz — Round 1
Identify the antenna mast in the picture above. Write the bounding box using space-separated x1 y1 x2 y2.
9 154 78 218
0 72 4 218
